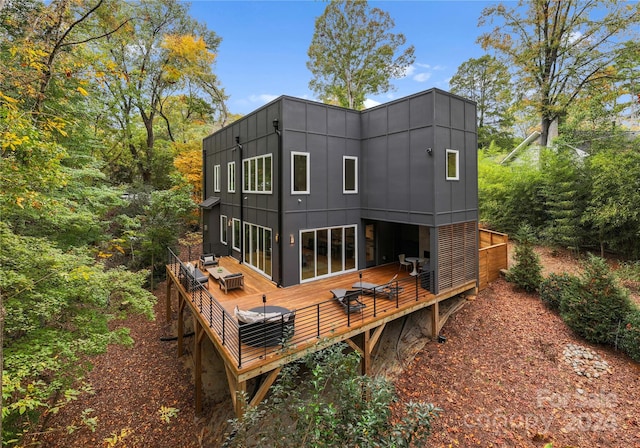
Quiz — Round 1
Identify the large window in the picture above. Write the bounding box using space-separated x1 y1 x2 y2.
343 156 358 194
232 218 241 251
301 225 356 282
214 164 221 192
446 149 459 181
291 151 309 194
220 215 228 245
243 154 272 193
243 222 272 277
227 162 235 192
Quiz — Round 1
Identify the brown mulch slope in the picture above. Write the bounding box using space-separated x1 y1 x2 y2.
35 283 208 447
31 247 640 448
394 248 640 448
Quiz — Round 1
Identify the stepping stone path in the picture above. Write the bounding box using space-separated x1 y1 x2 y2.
563 343 611 378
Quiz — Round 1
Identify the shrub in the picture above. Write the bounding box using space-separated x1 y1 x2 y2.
225 343 440 447
560 255 634 345
506 224 543 292
621 308 640 362
539 273 581 312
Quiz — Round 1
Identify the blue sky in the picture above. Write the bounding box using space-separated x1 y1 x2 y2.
188 1 490 115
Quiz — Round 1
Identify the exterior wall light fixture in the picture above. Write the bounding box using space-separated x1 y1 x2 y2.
289 234 295 245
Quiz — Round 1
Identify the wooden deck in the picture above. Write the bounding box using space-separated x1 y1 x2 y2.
166 252 477 417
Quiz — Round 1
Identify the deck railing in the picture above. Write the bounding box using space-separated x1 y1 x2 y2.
168 249 434 368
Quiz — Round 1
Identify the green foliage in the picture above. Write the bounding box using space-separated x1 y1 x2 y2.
226 343 440 447
1 222 155 442
307 0 415 110
620 309 640 362
539 273 581 312
478 151 546 234
584 146 640 258
139 186 195 273
540 147 590 251
560 255 633 345
505 224 543 292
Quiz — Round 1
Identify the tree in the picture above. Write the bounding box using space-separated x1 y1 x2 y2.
307 0 415 110
478 0 640 146
91 0 226 185
505 224 543 292
450 55 514 148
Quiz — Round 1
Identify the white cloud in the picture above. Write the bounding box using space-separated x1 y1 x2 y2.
363 98 381 109
401 64 417 78
416 62 445 71
413 72 432 83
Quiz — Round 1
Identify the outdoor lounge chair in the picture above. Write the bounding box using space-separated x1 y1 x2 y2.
219 272 244 294
331 288 366 314
199 253 219 269
352 274 400 299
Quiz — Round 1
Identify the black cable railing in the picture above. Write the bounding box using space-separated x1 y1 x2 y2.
167 249 435 369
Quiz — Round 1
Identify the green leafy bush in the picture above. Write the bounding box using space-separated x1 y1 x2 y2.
505 224 543 292
560 255 634 345
539 273 581 312
226 343 440 447
621 309 640 362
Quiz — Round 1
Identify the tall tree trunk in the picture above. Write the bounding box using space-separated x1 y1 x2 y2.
540 116 552 147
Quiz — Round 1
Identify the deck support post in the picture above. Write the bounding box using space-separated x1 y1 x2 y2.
362 330 371 376
225 365 247 419
194 319 205 415
177 295 186 357
431 301 439 340
249 368 282 408
165 271 172 322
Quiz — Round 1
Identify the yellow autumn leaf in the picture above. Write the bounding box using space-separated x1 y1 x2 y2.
16 197 24 208
77 86 88 96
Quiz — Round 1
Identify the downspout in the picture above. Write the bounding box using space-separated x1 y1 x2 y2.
202 146 208 253
273 118 283 287
235 136 244 264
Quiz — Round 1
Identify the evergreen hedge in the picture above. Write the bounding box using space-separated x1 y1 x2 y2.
559 255 634 345
539 273 581 312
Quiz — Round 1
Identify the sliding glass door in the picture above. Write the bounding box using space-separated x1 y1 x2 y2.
243 222 272 278
300 225 357 282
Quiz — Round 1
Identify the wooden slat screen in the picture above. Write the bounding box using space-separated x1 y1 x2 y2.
437 221 478 291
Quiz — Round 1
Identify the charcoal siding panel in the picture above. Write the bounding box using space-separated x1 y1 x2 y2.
388 101 410 134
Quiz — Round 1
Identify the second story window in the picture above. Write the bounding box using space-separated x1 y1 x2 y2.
214 164 221 192
243 154 272 194
446 149 459 181
228 162 235 193
343 156 358 194
291 151 309 194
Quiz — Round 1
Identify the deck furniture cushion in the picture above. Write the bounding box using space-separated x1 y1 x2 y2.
199 253 219 268
180 263 208 291
235 305 295 347
331 288 366 313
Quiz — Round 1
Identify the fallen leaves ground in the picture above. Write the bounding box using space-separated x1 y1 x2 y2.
35 247 639 447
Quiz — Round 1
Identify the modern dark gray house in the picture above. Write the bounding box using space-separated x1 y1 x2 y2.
201 88 478 293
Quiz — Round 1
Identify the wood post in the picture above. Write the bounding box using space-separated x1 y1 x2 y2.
177 295 185 357
431 301 439 340
165 273 172 323
194 319 205 415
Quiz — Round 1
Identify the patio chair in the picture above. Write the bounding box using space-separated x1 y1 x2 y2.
219 273 244 294
352 274 400 299
331 289 366 314
199 253 219 269
398 254 412 271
